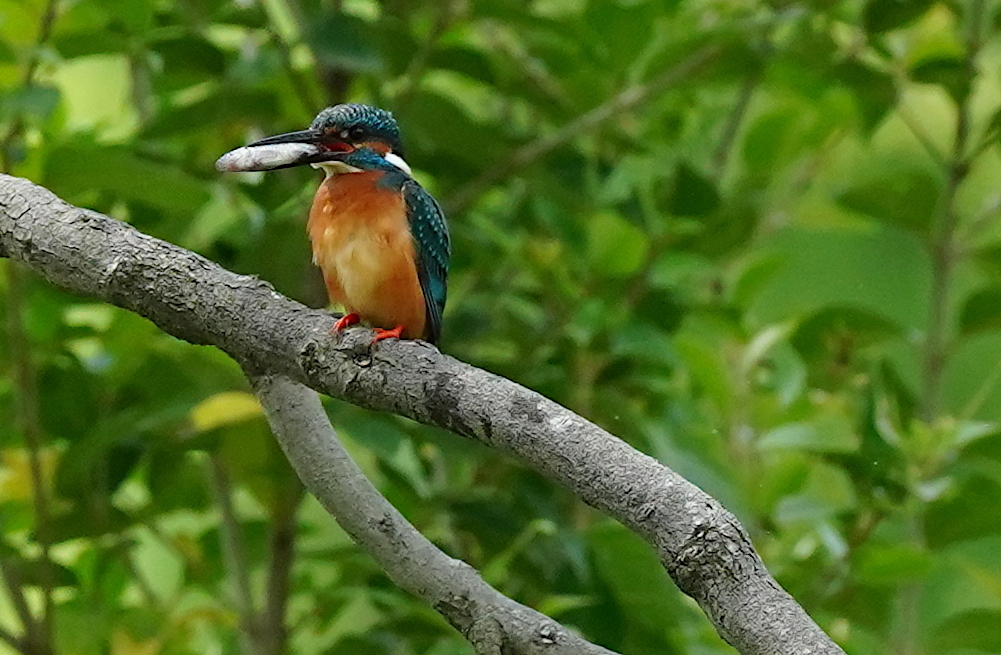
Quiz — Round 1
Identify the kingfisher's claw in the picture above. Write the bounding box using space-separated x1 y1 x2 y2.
331 313 360 335
371 326 404 343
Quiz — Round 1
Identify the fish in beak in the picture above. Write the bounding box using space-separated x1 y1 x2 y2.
215 129 353 172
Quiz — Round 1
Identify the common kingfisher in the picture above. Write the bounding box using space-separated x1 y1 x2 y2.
216 104 450 344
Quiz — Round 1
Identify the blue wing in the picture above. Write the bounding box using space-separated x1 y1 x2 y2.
403 179 450 344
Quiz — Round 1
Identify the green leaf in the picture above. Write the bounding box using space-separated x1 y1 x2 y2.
959 287 1001 336
910 56 968 105
396 90 500 167
835 60 896 132
925 475 1001 549
54 597 112 655
147 448 210 512
634 288 683 333
759 406 860 454
53 31 130 58
942 331 1001 421
44 143 210 214
985 106 1001 150
674 324 734 417
588 522 683 647
665 163 720 217
143 88 280 138
742 107 796 177
214 1 268 28
836 164 942 232
219 419 300 513
336 412 432 498
587 211 650 278
863 0 935 33
582 2 656 71
791 306 902 388
11 557 79 589
837 364 910 502
793 307 901 352
747 225 929 332
729 252 783 308
150 36 227 92
190 391 263 432
932 610 1001 652
38 357 99 442
4 85 61 121
307 12 382 73
535 594 596 617
47 506 135 542
428 46 496 84
773 462 855 524
0 39 15 63
855 543 934 585
97 0 154 32
55 434 144 501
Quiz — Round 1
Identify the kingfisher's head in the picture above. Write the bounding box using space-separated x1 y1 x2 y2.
216 103 411 177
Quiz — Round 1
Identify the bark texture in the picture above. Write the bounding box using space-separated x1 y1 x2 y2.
252 374 616 655
0 174 846 655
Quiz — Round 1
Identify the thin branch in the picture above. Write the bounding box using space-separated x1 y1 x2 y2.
713 69 761 176
260 484 303 655
249 374 617 655
481 22 569 109
0 623 20 651
280 0 352 105
0 175 846 655
4 262 54 643
0 0 59 173
0 5 61 647
206 454 258 655
0 558 33 640
896 104 949 172
442 44 722 215
118 546 162 610
966 128 996 163
393 0 461 109
266 30 325 120
905 3 986 654
919 0 983 422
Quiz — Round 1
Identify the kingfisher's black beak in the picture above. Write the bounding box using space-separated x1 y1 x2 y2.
246 129 322 148
216 129 351 172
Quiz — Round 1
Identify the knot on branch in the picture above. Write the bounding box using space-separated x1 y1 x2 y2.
669 505 760 599
466 613 505 655
298 326 382 383
533 622 563 647
0 187 38 258
371 511 408 553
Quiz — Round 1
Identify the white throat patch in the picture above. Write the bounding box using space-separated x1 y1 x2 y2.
385 152 412 176
308 154 410 178
311 153 412 178
312 160 364 177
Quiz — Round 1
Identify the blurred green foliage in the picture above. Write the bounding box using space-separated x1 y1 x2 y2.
1 0 1000 653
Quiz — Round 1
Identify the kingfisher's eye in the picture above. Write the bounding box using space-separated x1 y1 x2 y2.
340 126 366 141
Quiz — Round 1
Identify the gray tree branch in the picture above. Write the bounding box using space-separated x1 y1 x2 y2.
0 174 846 655
250 374 616 655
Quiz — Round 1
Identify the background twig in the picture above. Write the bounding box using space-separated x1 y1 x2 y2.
442 45 721 215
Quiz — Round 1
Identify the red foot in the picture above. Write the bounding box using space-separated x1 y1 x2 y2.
330 313 360 335
371 326 404 343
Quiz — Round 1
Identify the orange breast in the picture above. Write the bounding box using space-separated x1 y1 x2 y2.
308 171 427 340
